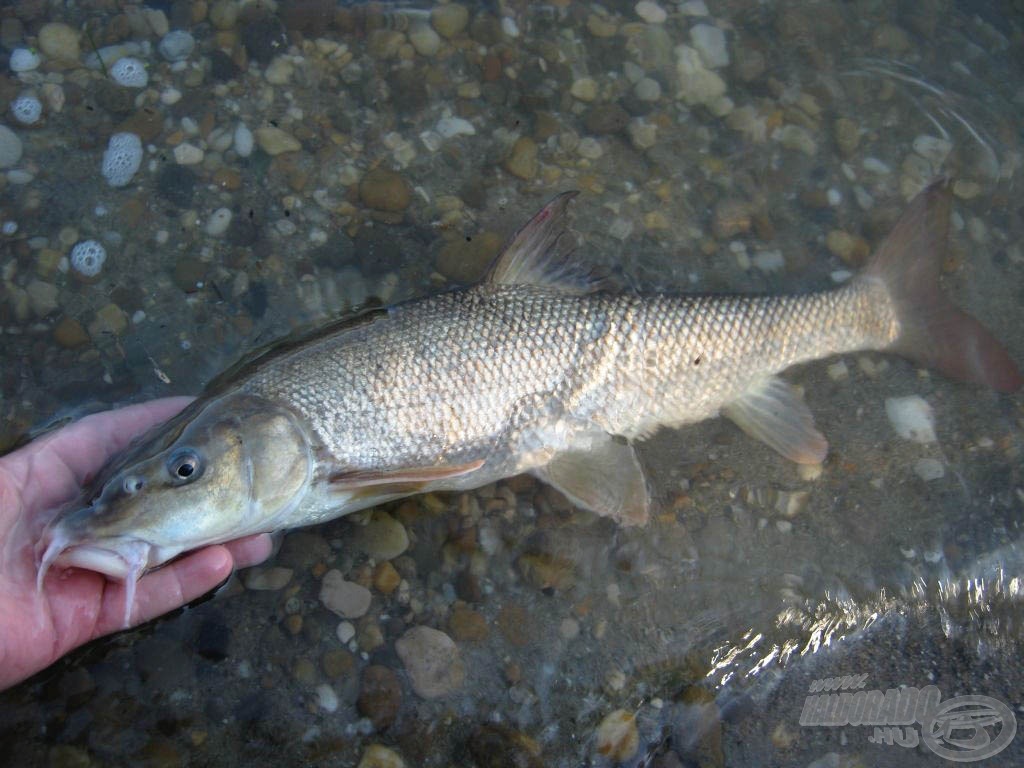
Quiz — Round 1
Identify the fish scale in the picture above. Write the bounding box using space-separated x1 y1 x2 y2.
236 279 896 473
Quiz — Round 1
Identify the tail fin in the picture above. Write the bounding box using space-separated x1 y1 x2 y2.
864 178 1023 392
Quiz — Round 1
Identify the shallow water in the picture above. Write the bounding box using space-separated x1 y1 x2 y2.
1 1 1023 766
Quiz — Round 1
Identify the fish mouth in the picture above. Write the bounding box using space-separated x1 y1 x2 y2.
36 524 153 628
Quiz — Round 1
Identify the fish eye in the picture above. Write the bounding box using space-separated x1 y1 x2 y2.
168 450 203 483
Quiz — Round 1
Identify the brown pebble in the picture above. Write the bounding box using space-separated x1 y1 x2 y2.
448 605 489 642
357 665 402 731
117 107 164 143
284 614 303 635
213 168 242 190
173 257 208 292
53 316 89 348
373 561 401 595
711 199 752 240
359 167 411 212
497 604 529 647
322 648 355 679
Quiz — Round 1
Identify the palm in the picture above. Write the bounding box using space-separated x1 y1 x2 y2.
0 398 271 690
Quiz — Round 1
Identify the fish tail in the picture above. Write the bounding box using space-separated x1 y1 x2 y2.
863 178 1023 392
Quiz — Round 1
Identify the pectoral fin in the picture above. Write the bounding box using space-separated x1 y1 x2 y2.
721 376 828 464
329 459 485 496
534 436 650 525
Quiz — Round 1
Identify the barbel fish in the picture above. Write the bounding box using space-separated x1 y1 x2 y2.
35 179 1022 625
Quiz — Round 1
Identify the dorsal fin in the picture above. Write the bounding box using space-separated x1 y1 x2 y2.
484 191 604 294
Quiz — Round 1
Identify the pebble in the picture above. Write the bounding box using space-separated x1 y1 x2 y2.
337 621 356 643
210 0 239 30
110 57 149 88
634 77 662 101
242 566 293 590
234 123 254 157
357 665 402 730
10 96 41 126
255 126 301 155
628 118 657 150
436 230 502 283
690 23 729 68
774 124 817 156
173 143 204 165
355 512 409 560
0 125 23 168
885 396 937 444
316 683 339 713
912 134 953 166
26 280 58 317
436 116 475 138
570 77 598 102
595 709 639 762
359 168 411 212
449 605 489 641
265 56 294 85
431 4 469 38
293 657 317 685
675 45 726 106
10 48 41 73
395 626 465 699
320 569 372 618
576 137 603 160
826 230 869 266
205 207 233 237
635 1 667 24
89 303 128 337
54 316 89 348
158 30 195 62
826 360 849 381
357 745 405 768
372 561 401 594
503 137 538 180
409 23 441 56
38 23 80 63
914 458 945 481
834 118 860 157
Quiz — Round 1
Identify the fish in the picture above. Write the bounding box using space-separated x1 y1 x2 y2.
35 179 1022 626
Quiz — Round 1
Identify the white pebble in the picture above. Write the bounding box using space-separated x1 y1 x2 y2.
205 207 233 237
826 360 849 381
577 137 603 159
634 77 662 101
914 458 945 481
912 134 952 166
885 396 937 444
110 57 148 88
9 48 41 73
10 95 42 125
436 116 475 138
862 157 891 175
635 1 667 24
315 684 339 713
753 250 784 273
826 188 842 206
501 16 519 38
158 30 195 62
2 220 17 235
160 87 182 105
173 142 204 165
690 23 729 68
233 123 254 157
70 240 107 277
101 132 143 187
560 618 580 639
337 621 356 643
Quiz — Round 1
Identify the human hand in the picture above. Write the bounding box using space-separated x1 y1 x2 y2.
0 398 273 691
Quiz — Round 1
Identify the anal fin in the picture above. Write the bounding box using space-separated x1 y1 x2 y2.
721 376 828 464
534 435 650 525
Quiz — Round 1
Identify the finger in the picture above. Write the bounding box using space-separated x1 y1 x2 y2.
223 533 274 569
93 545 233 636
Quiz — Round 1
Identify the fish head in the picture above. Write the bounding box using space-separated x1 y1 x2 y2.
37 393 314 589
